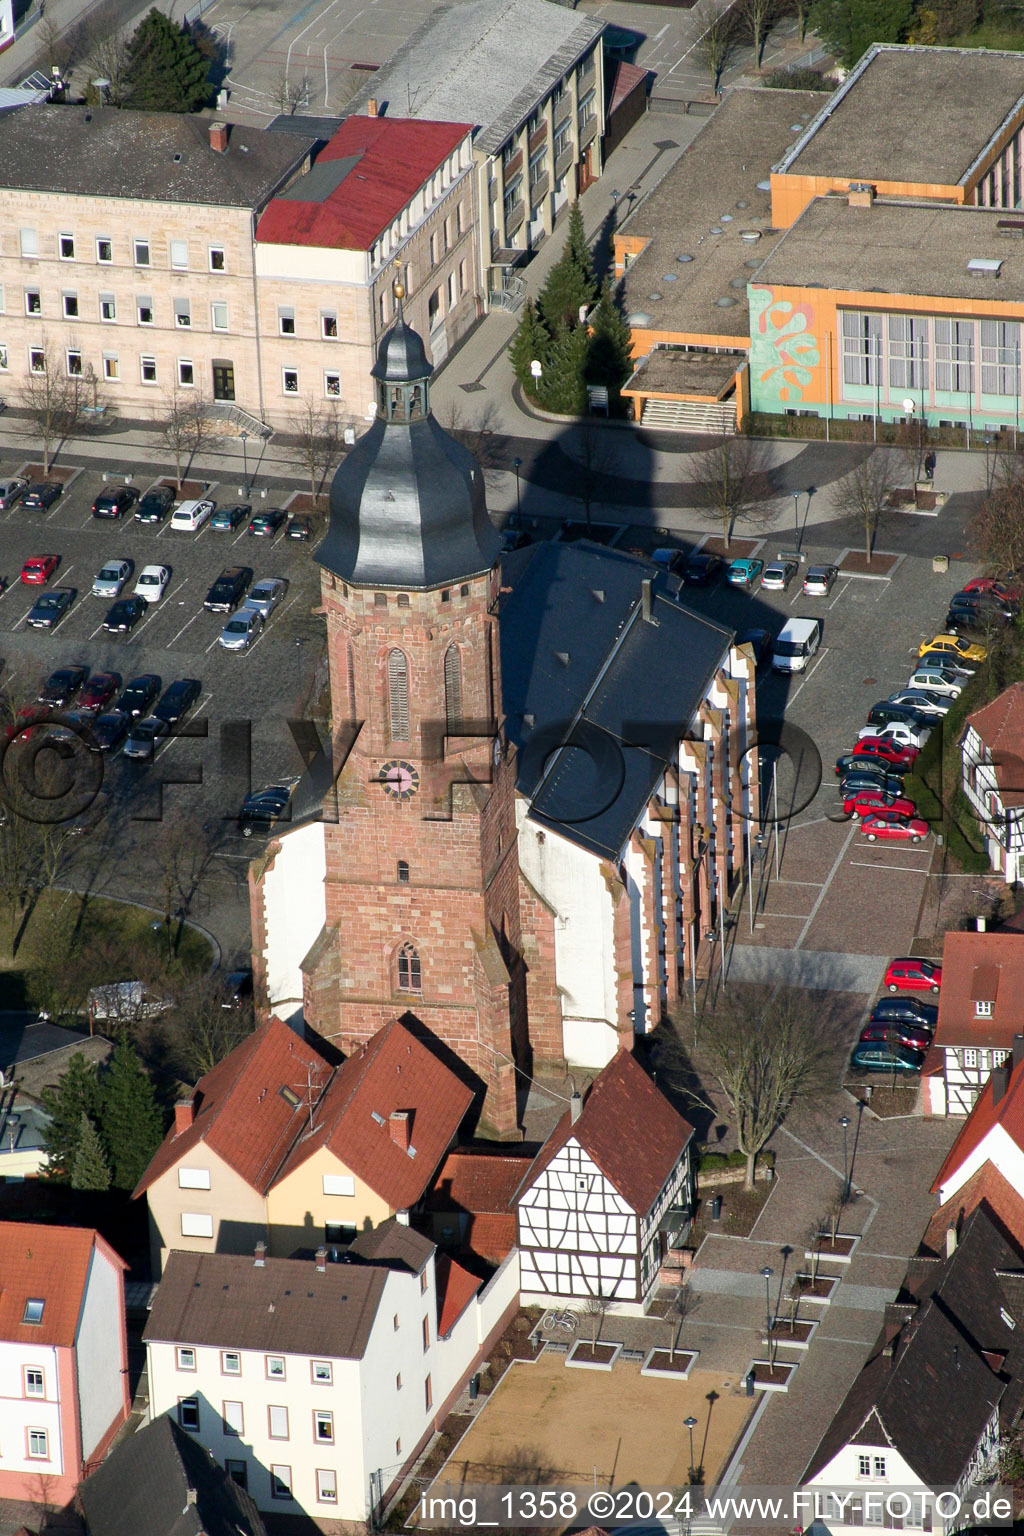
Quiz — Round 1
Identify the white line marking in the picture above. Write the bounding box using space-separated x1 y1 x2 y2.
168 611 201 646
795 819 858 950
849 859 932 872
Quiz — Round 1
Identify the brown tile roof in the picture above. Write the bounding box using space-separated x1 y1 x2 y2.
426 1149 533 1214
932 1050 1024 1194
521 1049 694 1215
273 1019 473 1210
967 682 1024 809
0 1223 125 1348
436 1254 481 1336
922 1163 1024 1255
932 931 1024 1052
133 1017 333 1198
144 1249 387 1359
348 1217 435 1274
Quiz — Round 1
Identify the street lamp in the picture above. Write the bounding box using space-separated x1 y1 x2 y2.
761 1265 774 1368
902 398 922 479
839 1114 851 1202
513 456 523 520
684 1415 698 1484
791 490 800 545
240 429 250 496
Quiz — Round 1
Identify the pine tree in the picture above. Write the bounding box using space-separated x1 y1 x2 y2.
537 324 590 416
39 1053 103 1181
100 1038 166 1191
124 9 211 113
71 1112 111 1192
508 299 550 396
567 203 596 297
586 280 635 413
538 216 597 337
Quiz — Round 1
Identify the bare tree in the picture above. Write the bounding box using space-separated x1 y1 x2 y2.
667 1283 698 1361
580 1290 611 1347
564 420 620 531
273 70 311 114
687 433 776 548
294 394 343 504
733 0 776 66
790 0 810 40
37 14 77 78
18 342 86 474
697 9 736 93
970 478 1024 576
152 822 221 954
440 398 506 489
80 16 132 105
166 973 254 1080
831 449 900 562
160 382 211 491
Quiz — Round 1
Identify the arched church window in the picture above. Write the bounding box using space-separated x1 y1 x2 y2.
397 941 421 992
444 646 463 734
397 860 410 883
388 649 410 740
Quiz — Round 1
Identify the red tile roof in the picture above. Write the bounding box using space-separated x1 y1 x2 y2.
436 1253 481 1337
932 931 1024 1052
274 1019 473 1211
922 1162 1024 1254
0 1223 124 1348
463 1212 518 1264
134 1017 333 1197
967 682 1024 808
932 1049 1024 1193
426 1149 532 1214
255 116 472 252
522 1049 694 1215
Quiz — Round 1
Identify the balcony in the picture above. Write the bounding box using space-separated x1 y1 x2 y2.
501 149 523 180
578 116 598 149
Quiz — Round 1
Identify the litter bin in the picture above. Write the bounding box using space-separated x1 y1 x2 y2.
710 1195 723 1221
469 1374 479 1401
745 1369 755 1397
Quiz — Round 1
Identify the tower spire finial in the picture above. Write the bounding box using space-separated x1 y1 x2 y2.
392 261 406 320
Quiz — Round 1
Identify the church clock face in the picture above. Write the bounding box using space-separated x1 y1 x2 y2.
378 760 420 800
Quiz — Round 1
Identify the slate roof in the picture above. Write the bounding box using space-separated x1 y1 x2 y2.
500 541 734 861
931 932 1024 1053
0 1223 125 1348
803 1206 1024 1486
519 1049 693 1215
257 117 471 251
79 1415 266 1536
0 107 313 206
145 1249 387 1359
967 682 1024 809
347 0 603 156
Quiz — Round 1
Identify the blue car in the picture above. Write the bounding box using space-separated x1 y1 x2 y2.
727 558 764 588
851 1042 925 1074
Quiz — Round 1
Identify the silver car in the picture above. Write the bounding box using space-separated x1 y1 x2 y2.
0 477 28 511
803 564 839 596
92 559 132 598
218 609 264 652
244 577 288 620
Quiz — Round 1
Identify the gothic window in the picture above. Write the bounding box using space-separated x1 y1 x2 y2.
444 646 463 733
397 941 421 992
388 650 409 740
397 860 410 883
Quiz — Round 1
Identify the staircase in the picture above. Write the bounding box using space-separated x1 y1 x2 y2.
207 402 273 439
641 397 737 433
488 273 527 314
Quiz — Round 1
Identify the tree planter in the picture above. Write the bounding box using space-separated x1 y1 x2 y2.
566 1341 621 1371
746 1359 797 1392
765 1319 816 1350
805 1233 859 1264
794 1272 840 1303
641 1347 698 1379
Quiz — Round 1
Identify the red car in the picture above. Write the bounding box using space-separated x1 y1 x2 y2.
963 576 1022 602
853 736 919 768
20 554 58 585
844 788 916 819
861 813 929 844
78 672 121 714
884 957 942 994
2 704 49 744
860 1020 932 1052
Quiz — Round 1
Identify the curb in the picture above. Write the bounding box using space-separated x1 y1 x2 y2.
52 883 223 974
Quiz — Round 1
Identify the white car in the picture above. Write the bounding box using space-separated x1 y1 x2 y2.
170 498 215 532
907 668 962 698
133 564 170 603
244 577 288 620
803 564 839 596
858 721 930 750
92 559 132 598
760 560 799 591
218 608 264 652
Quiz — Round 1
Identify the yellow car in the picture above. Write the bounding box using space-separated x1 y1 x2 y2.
918 632 987 664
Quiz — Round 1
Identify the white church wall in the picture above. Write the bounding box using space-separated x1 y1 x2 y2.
261 820 327 1020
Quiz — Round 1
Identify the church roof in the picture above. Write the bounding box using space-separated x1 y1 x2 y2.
500 541 734 860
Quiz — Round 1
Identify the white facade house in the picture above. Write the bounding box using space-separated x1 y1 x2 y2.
923 931 1024 1117
257 820 327 1023
145 1222 518 1520
961 687 1024 883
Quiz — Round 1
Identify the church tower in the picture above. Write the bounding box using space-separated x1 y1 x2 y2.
309 277 525 1137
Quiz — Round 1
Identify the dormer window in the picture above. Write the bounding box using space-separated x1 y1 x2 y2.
976 1000 994 1018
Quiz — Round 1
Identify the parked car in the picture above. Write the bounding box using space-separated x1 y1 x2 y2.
843 788 916 819
204 567 252 613
170 498 215 532
0 477 28 510
963 575 1022 602
117 674 161 719
887 689 953 716
20 555 58 585
853 737 919 768
238 784 291 837
865 701 932 734
803 564 839 596
858 720 929 750
244 577 288 619
840 770 909 799
92 486 139 519
682 552 723 586
89 710 130 752
38 665 88 707
727 558 764 588
210 503 251 532
760 559 799 591
860 1020 933 1052
26 587 74 629
737 628 773 669
851 1042 926 1074
906 668 962 698
951 586 1018 615
835 752 910 779
102 596 147 635
153 678 201 726
870 997 938 1029
135 486 174 524
286 514 313 541
916 655 975 680
860 813 930 843
220 969 253 1009
918 633 987 664
92 559 132 598
124 715 169 760
22 483 63 512
78 673 121 714
945 600 1013 633
884 957 942 993
248 508 287 539
133 564 170 604
218 609 264 652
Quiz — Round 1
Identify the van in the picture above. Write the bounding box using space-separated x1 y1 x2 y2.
86 980 172 1028
771 617 821 673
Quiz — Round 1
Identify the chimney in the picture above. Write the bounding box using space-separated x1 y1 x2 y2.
641 578 654 624
174 1099 195 1134
993 1062 1011 1106
185 1488 198 1508
847 181 875 208
396 1208 410 1226
977 916 987 932
1014 1033 1024 1071
389 1110 411 1150
209 121 228 153
946 1225 958 1259
570 1091 583 1124
315 1245 327 1272
254 1240 266 1268
367 98 378 117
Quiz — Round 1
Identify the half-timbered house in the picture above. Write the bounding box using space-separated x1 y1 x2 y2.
923 930 1024 1115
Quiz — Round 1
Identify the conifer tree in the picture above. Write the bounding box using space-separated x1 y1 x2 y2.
509 299 551 397
100 1038 165 1191
71 1112 111 1192
537 324 590 416
586 280 634 412
39 1053 103 1181
124 9 211 112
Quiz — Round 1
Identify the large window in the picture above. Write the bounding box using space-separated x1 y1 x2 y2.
888 314 928 390
388 649 410 740
842 310 882 386
444 645 463 733
981 319 1021 396
935 318 974 392
397 941 421 993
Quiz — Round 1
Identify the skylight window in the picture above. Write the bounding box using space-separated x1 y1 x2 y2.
23 1298 44 1324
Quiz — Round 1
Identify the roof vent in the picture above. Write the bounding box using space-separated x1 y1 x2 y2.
627 312 652 326
968 257 1002 277
591 588 605 603
997 218 1024 238
370 1110 386 1126
677 253 694 263
756 179 771 191
740 230 762 243
848 182 875 208
555 651 570 666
